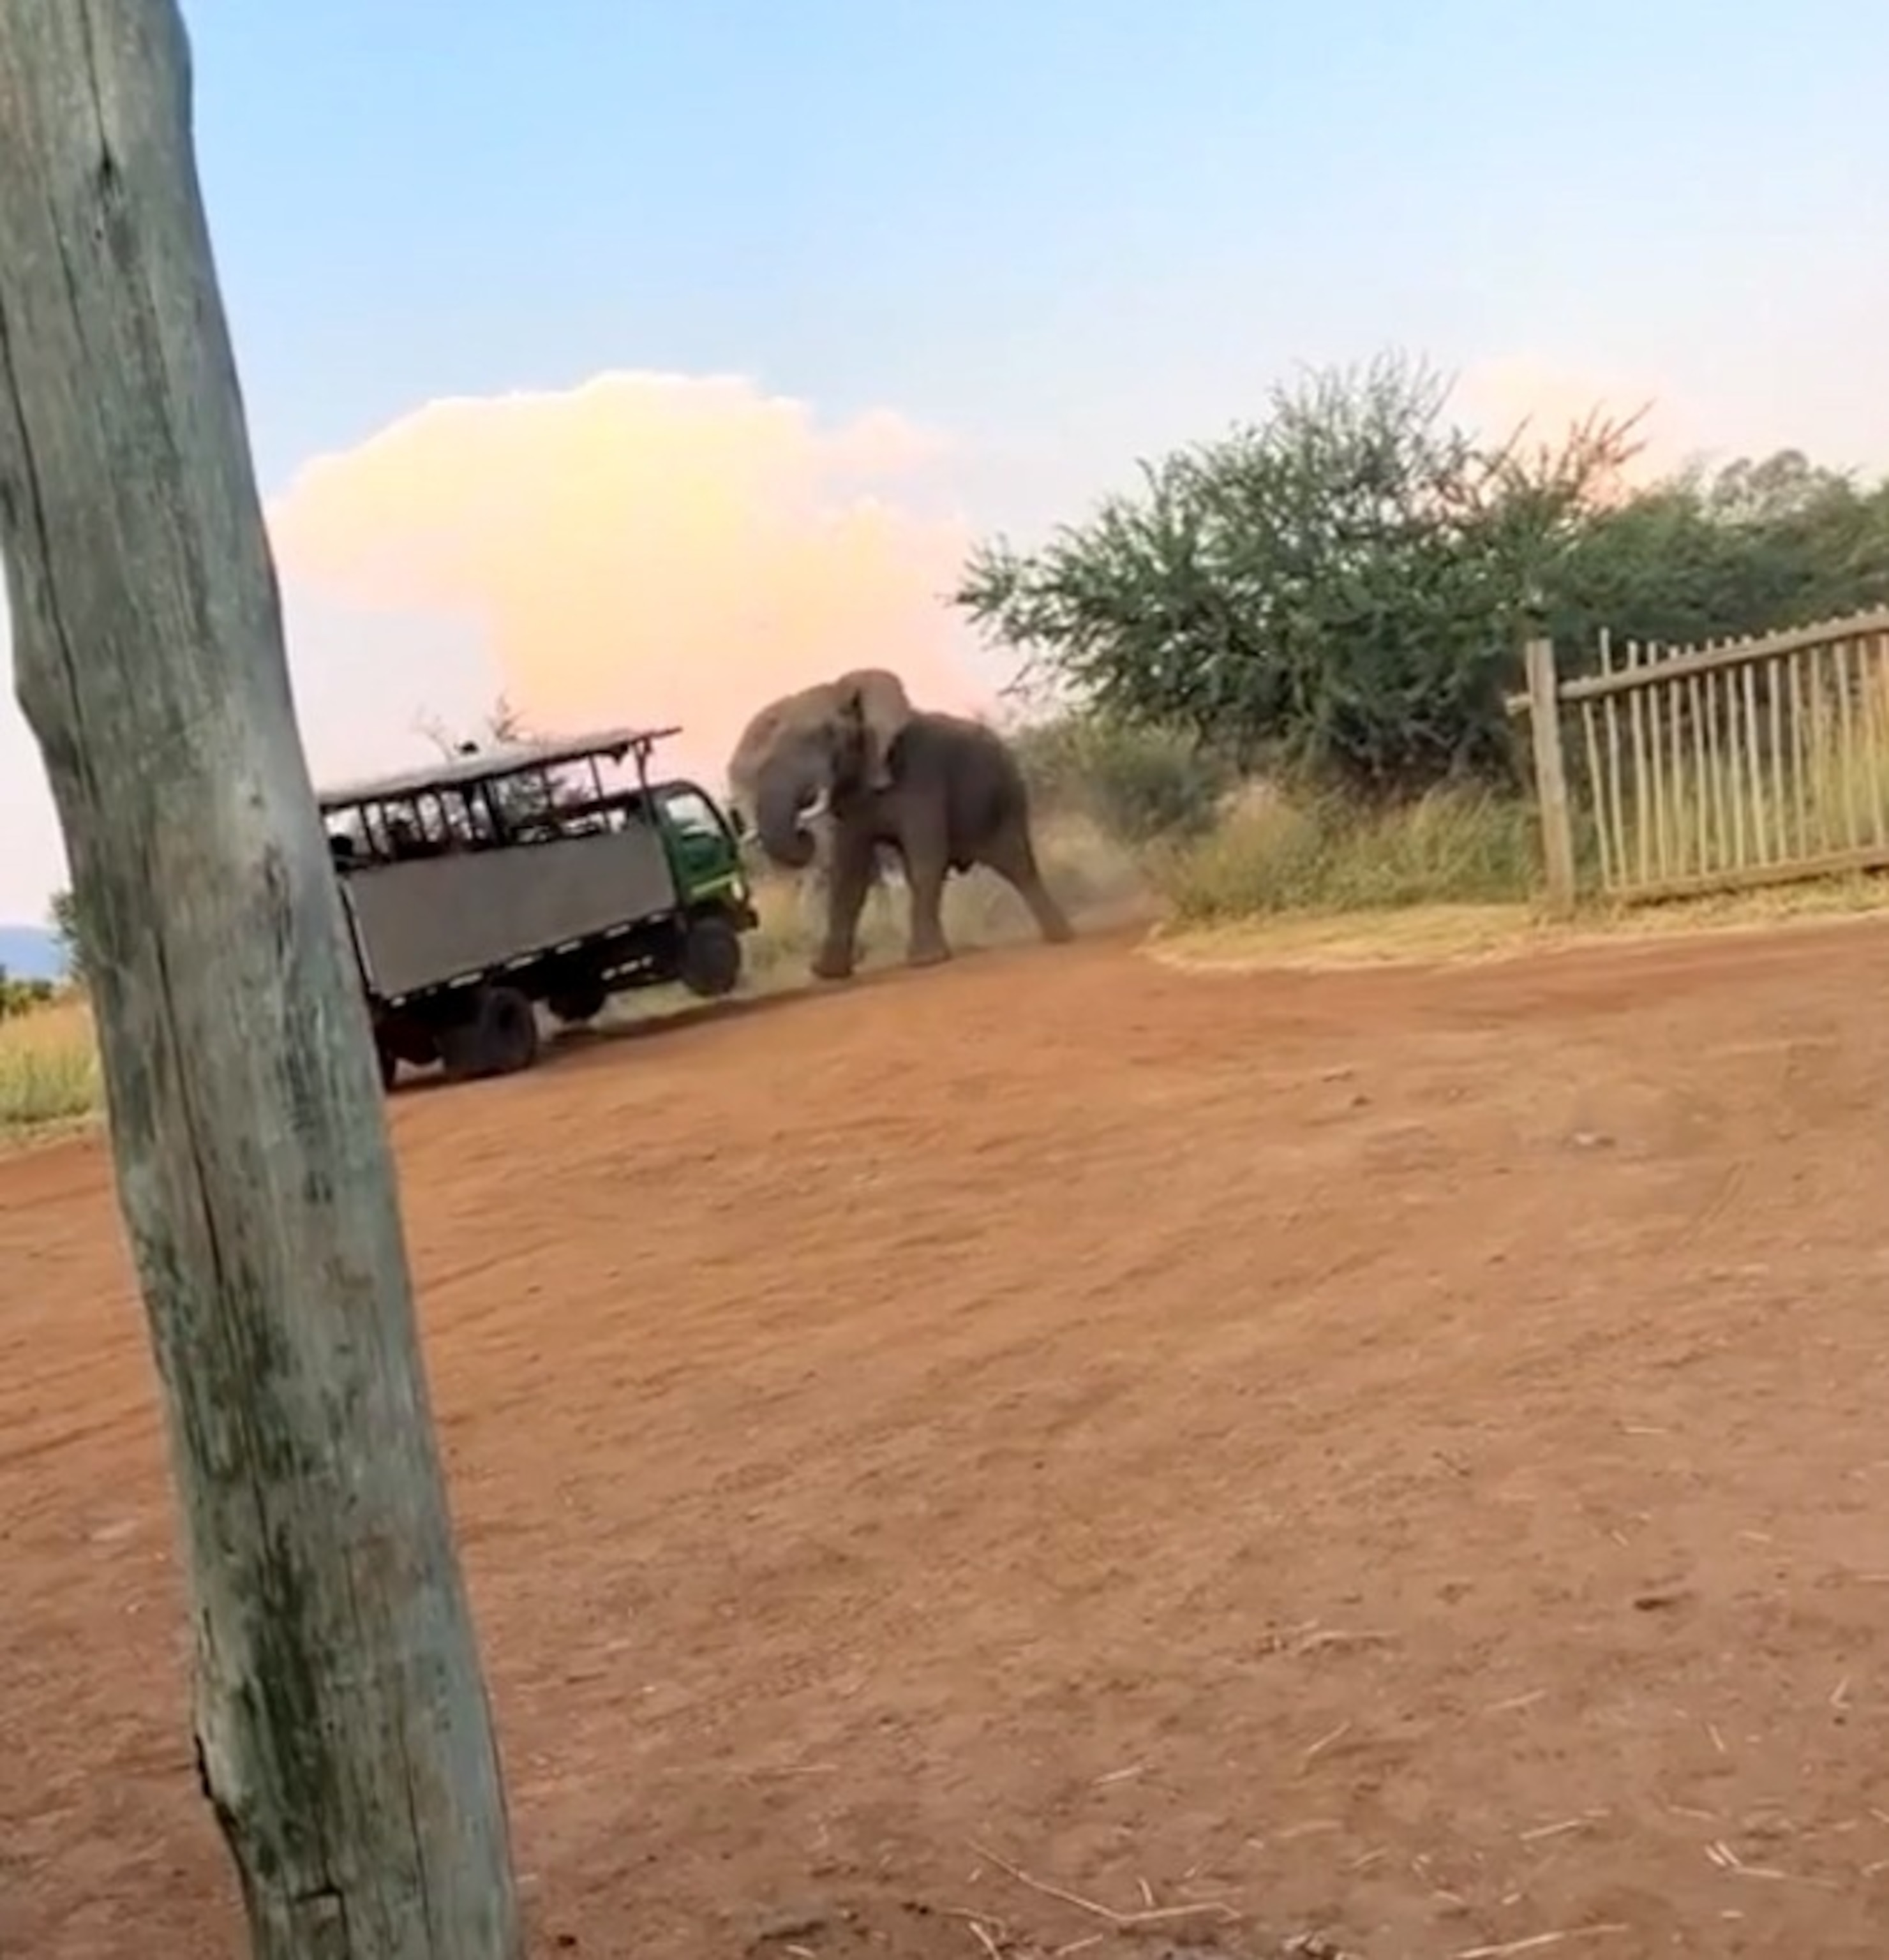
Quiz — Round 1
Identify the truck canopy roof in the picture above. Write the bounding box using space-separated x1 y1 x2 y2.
316 725 681 813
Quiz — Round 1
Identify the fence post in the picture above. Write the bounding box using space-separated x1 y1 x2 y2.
1523 634 1578 917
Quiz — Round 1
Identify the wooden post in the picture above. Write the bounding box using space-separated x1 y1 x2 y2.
0 7 521 1956
1523 634 1578 917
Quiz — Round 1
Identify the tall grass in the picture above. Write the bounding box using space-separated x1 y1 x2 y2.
0 999 103 1134
1154 785 1540 923
1163 657 1889 926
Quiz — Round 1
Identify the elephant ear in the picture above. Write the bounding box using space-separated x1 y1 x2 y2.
833 667 914 790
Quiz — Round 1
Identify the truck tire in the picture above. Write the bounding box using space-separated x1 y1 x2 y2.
678 914 743 999
439 984 541 1082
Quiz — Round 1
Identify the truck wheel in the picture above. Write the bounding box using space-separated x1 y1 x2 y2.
375 1035 399 1092
440 984 541 1081
679 914 743 999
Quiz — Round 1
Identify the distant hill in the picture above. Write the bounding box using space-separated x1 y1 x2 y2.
0 926 66 982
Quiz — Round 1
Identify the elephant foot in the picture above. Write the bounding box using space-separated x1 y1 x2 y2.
1040 913 1076 945
810 948 856 983
905 941 952 970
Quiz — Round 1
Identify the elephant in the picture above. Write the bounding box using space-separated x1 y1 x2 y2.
726 667 1074 981
793 808 903 937
728 677 899 926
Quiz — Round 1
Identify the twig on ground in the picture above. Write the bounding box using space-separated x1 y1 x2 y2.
1487 1690 1546 1714
1301 1720 1352 1767
1293 1628 1396 1654
1519 1816 1599 1843
942 1906 1010 1936
967 1920 1003 1959
1705 1839 1837 1888
1453 1926 1629 1958
970 1842 1237 1929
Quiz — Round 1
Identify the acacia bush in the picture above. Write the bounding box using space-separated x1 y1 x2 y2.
959 355 1642 800
958 353 1889 831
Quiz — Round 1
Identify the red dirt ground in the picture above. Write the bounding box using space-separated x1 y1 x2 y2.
6 921 1889 1959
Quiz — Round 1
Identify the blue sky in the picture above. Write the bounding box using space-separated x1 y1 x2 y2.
3 0 1888 921
188 0 1889 489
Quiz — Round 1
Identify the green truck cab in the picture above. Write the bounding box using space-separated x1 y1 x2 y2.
317 726 758 1090
648 779 750 909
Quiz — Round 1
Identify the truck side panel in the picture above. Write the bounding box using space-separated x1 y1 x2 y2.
341 822 679 1000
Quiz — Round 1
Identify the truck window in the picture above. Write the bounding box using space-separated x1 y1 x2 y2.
658 787 721 836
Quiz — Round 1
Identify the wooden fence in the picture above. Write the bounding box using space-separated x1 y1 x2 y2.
1513 607 1889 914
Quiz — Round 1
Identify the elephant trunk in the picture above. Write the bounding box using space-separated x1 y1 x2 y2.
754 754 823 870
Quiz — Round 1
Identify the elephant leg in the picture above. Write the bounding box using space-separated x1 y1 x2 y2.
983 822 1075 944
810 822 879 982
899 817 952 968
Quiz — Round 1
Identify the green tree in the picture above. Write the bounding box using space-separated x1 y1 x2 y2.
1545 450 1889 666
959 353 1889 800
957 353 1642 798
47 886 86 984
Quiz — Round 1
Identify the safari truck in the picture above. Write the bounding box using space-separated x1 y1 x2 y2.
317 727 758 1089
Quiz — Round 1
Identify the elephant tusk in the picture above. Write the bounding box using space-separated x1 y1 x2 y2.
800 789 832 823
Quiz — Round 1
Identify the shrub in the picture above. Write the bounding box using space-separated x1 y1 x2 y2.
1154 784 1539 923
959 353 1640 799
0 973 57 1019
0 998 101 1131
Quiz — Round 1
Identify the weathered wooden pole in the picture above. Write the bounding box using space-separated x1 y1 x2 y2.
1522 634 1578 917
0 6 521 1956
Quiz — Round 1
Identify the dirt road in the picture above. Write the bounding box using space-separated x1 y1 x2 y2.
6 921 1889 1957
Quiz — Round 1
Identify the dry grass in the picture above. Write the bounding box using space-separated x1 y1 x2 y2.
1147 690 1889 974
1151 785 1541 924
0 997 102 1138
